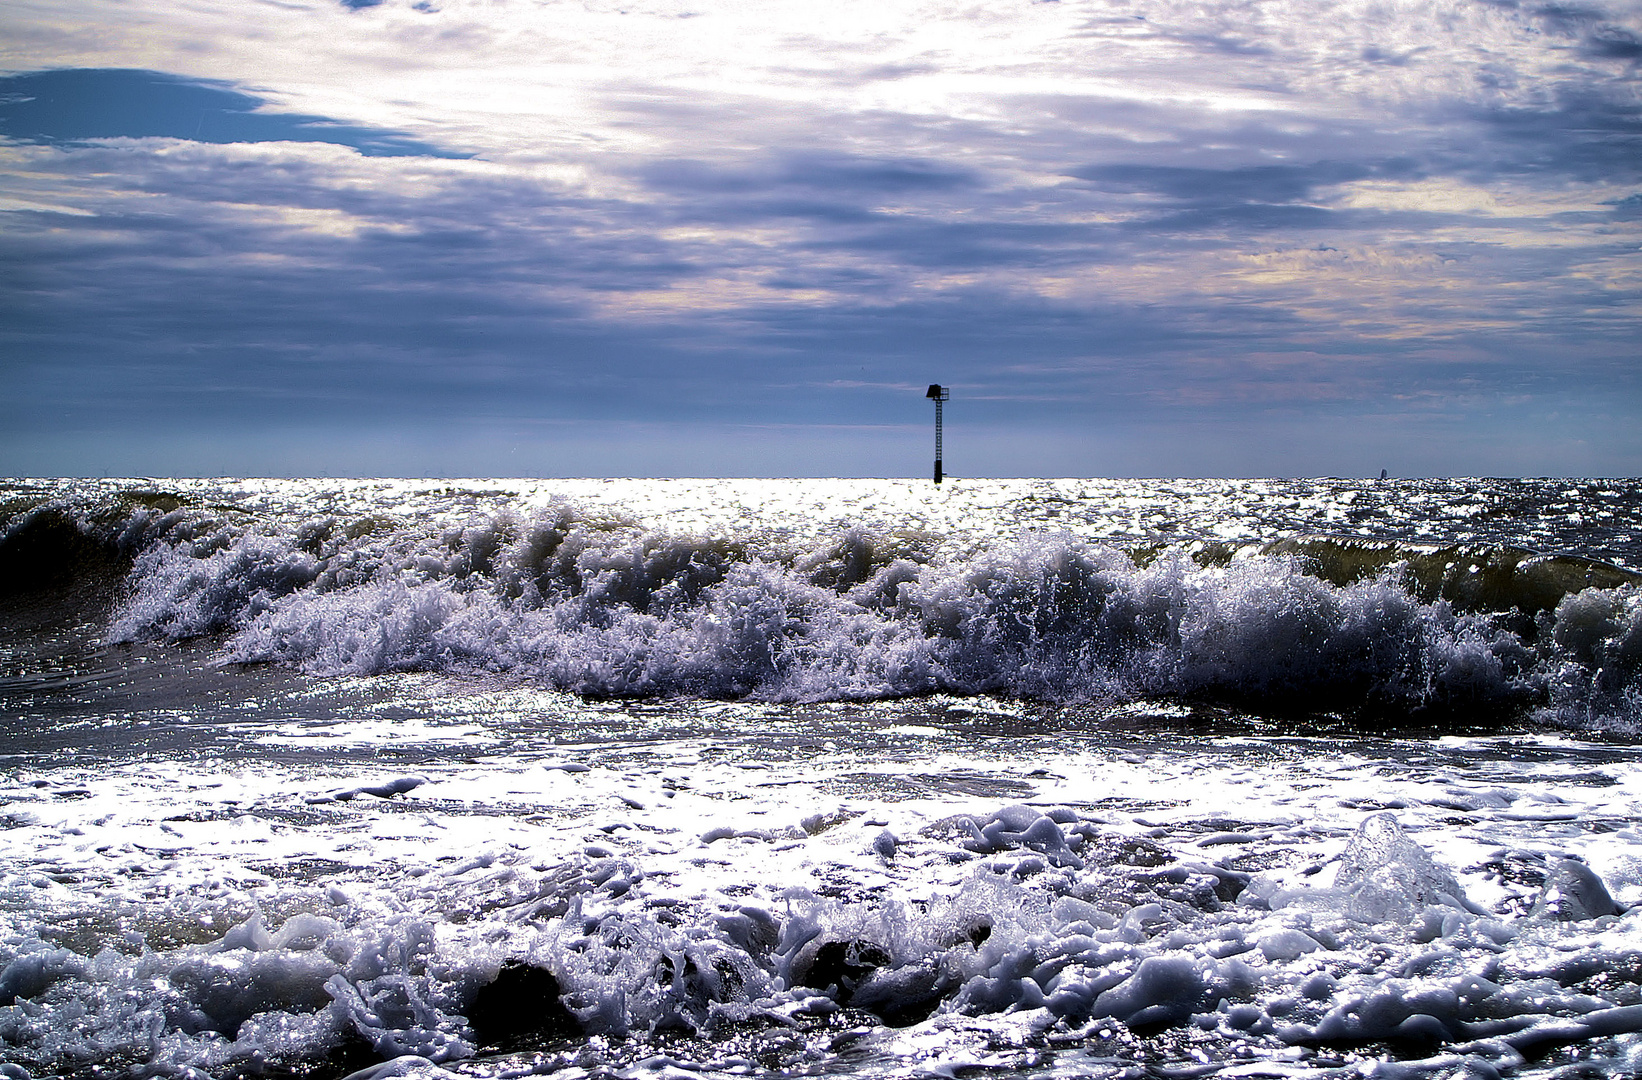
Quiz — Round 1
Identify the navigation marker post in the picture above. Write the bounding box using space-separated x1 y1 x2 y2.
926 384 949 484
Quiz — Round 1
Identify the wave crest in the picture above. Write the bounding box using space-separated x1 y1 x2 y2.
65 500 1635 726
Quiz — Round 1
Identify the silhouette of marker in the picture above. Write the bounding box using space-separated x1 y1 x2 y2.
926 384 949 484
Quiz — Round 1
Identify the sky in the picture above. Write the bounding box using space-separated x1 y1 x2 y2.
1 0 1639 479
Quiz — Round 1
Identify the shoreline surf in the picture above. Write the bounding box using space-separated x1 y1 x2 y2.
4 478 1642 1080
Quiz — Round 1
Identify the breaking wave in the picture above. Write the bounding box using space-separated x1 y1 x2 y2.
8 486 1641 726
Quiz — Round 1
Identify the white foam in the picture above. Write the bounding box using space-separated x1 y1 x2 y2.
8 479 1642 1077
71 490 1637 725
5 714 1642 1076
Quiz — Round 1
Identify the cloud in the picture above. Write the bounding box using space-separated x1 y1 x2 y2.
1472 95 1642 182
1067 162 1388 205
641 153 979 197
1 0 1639 476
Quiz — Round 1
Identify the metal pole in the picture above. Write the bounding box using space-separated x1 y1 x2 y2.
934 397 943 484
926 383 948 483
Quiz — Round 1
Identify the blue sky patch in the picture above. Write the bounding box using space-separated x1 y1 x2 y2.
0 69 465 158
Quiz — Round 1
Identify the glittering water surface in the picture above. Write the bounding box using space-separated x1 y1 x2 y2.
4 479 1642 1080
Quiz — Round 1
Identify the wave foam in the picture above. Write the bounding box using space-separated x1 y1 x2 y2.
60 498 1631 726
6 807 1636 1077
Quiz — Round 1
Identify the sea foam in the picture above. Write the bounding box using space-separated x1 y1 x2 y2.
74 496 1638 726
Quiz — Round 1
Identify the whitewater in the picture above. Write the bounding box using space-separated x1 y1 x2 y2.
4 477 1642 1080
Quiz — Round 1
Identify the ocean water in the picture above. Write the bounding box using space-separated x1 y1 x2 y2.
4 477 1642 1080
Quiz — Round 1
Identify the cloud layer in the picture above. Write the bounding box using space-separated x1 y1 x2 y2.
1 0 1639 476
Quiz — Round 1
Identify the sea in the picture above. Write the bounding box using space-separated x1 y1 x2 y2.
4 477 1642 1080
